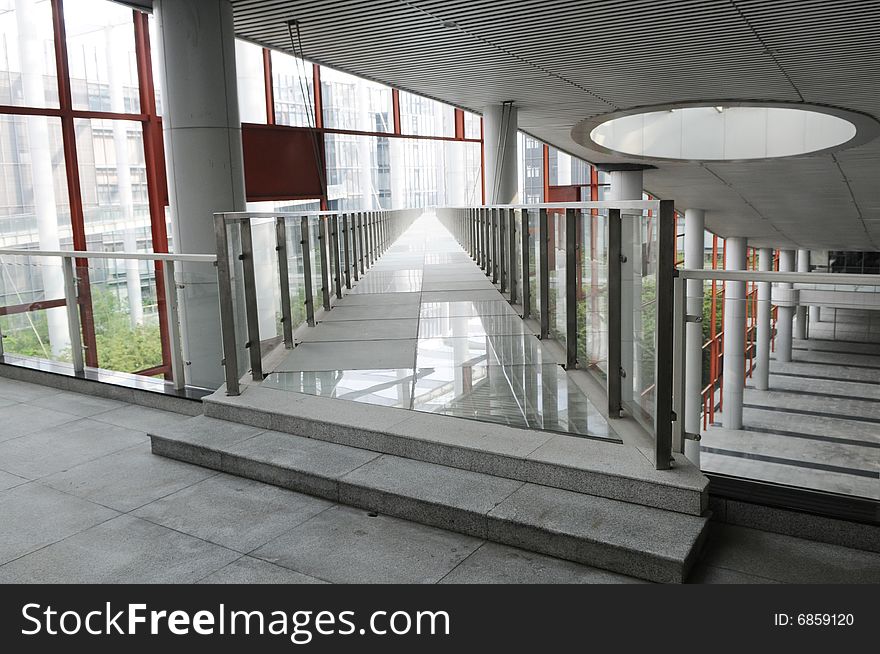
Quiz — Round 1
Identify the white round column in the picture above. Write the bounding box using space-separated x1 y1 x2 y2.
754 247 773 391
776 249 796 363
155 0 247 388
482 104 518 204
15 0 69 355
683 208 705 464
795 249 810 339
722 237 747 430
610 168 644 410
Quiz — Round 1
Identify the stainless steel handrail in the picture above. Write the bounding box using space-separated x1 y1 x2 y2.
0 248 211 388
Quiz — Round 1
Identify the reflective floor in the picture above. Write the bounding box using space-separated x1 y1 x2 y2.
267 213 615 440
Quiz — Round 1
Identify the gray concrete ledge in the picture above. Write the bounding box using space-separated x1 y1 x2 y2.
0 362 204 416
202 385 709 515
149 416 709 582
709 496 880 553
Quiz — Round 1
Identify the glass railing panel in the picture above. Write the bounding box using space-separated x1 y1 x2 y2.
622 209 658 429
579 209 609 379
250 216 283 342
80 257 163 375
547 208 567 346
174 260 224 388
0 254 73 363
527 208 540 325
308 215 325 312
284 218 308 329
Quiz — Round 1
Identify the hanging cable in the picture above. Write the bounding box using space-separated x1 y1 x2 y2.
286 19 328 202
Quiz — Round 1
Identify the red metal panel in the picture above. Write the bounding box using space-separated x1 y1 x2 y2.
241 124 325 201
392 88 401 135
546 185 580 202
312 64 323 129
542 144 550 202
454 108 464 140
263 48 275 125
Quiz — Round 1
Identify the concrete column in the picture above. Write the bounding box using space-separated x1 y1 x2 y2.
722 237 747 430
795 249 810 339
683 208 705 465
155 0 246 388
754 247 773 391
610 168 643 408
15 0 68 355
483 103 518 203
776 249 796 362
809 250 825 325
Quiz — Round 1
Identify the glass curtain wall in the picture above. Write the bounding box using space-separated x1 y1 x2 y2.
1 1 166 375
1 3 485 377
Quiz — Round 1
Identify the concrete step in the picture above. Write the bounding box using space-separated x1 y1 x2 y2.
149 416 709 583
200 385 709 516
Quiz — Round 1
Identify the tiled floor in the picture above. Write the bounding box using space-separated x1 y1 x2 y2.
703 333 880 500
268 213 613 439
1 378 878 584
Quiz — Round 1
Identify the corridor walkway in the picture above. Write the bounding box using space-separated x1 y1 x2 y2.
262 213 613 440
702 330 880 501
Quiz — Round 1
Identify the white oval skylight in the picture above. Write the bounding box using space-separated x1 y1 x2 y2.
575 103 877 162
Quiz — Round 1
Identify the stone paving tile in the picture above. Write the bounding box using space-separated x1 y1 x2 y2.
439 542 645 584
0 378 63 403
0 482 118 565
0 514 238 583
133 473 334 553
89 404 191 432
0 417 147 479
41 442 218 512
0 402 80 443
198 556 328 584
26 390 126 417
251 505 483 584
0 469 28 491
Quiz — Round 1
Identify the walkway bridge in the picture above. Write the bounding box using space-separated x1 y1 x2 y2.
4 202 877 580
151 202 710 583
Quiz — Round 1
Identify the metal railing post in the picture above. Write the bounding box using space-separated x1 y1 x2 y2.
499 207 507 293
491 208 499 284
161 259 187 390
357 212 366 275
331 214 343 299
521 208 530 318
342 213 352 288
483 208 490 274
607 208 622 417
61 256 85 374
565 207 578 369
301 216 316 327
213 214 240 395
275 217 294 348
509 208 518 304
238 219 263 381
539 207 550 338
470 209 477 259
318 217 331 311
351 213 359 282
654 199 676 470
